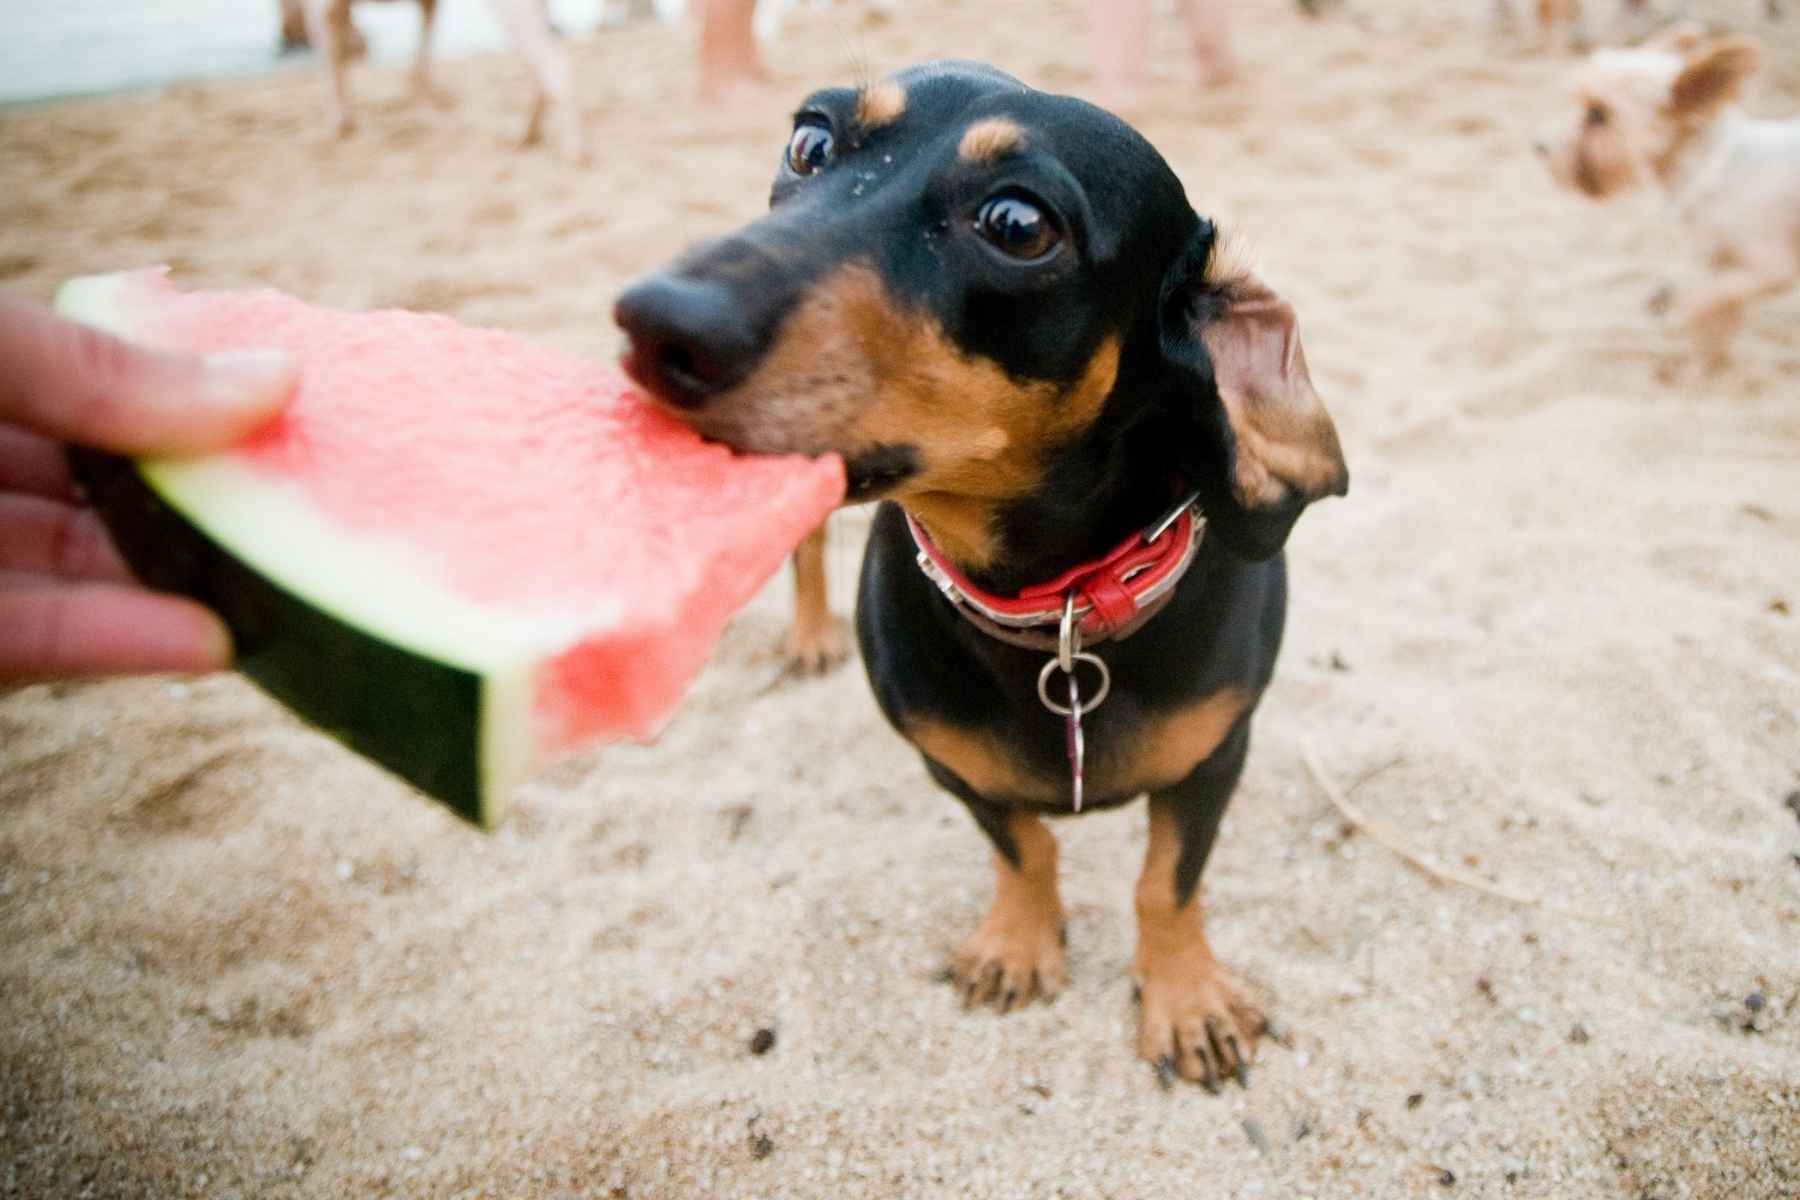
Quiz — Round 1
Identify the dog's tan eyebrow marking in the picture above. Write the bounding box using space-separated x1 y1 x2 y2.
958 118 1025 164
855 80 907 130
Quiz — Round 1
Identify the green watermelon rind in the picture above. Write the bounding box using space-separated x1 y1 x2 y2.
56 271 544 827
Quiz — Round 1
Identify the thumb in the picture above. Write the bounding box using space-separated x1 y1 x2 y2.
0 294 296 455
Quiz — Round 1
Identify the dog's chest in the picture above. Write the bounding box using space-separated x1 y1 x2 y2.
906 685 1250 807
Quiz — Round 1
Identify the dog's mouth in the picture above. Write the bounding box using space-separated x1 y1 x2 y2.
624 360 920 503
620 342 715 414
842 443 921 501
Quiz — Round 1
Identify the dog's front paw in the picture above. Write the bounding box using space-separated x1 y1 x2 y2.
1133 944 1265 1090
949 904 1066 1013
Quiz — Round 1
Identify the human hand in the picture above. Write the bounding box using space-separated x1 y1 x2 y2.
0 294 296 682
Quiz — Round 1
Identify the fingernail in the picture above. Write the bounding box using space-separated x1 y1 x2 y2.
202 349 296 409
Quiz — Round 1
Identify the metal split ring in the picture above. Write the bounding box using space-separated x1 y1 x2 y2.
1058 592 1079 674
1037 652 1112 717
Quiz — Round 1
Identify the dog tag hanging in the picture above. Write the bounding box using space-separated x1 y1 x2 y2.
1036 593 1111 813
1064 669 1086 812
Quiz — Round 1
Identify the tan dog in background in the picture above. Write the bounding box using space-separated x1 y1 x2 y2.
1537 24 1799 372
284 0 583 159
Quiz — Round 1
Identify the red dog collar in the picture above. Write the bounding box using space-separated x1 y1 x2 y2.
907 492 1205 652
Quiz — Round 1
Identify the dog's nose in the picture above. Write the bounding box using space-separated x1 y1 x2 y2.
614 274 758 409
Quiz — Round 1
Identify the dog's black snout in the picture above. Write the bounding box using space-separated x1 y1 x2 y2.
614 274 758 409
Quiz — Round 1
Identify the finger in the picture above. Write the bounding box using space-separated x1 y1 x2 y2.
0 426 75 499
0 494 132 581
0 294 295 454
0 584 231 681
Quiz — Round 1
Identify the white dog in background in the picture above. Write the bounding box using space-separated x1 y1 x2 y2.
1537 24 1800 371
280 0 583 159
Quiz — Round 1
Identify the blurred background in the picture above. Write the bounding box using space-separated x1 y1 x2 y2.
2 2 1796 1197
1 0 660 105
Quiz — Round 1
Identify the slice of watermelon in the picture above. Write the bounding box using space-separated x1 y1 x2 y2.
57 270 844 828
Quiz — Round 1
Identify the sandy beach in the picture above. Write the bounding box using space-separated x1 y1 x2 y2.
2 1 1798 1196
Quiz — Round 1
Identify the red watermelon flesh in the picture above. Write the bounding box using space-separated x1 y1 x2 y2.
59 269 844 826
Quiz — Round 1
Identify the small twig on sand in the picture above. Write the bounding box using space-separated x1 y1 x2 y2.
1300 743 1624 930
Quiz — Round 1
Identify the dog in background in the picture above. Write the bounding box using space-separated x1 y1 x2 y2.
1537 24 1798 372
1492 1 1784 52
283 0 583 159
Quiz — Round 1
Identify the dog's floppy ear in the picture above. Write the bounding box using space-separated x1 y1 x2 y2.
1668 36 1761 121
1158 230 1347 560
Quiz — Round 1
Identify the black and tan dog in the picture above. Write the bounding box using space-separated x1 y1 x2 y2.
615 61 1347 1088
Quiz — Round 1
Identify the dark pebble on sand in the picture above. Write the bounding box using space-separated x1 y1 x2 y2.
1569 1023 1591 1044
1406 1092 1425 1109
749 1027 776 1056
748 1132 774 1160
1784 791 1800 824
1746 992 1766 1013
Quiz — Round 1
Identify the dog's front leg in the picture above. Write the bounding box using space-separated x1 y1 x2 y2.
1132 720 1265 1089
1681 259 1797 373
948 804 1067 1013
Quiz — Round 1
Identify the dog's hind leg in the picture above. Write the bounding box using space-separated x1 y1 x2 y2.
783 523 848 675
411 0 454 107
304 0 357 136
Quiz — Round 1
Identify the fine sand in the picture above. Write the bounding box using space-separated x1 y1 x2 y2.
2 1 1797 1196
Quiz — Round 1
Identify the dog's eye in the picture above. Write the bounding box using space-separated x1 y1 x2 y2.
787 122 835 176
976 194 1060 261
1585 103 1609 128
